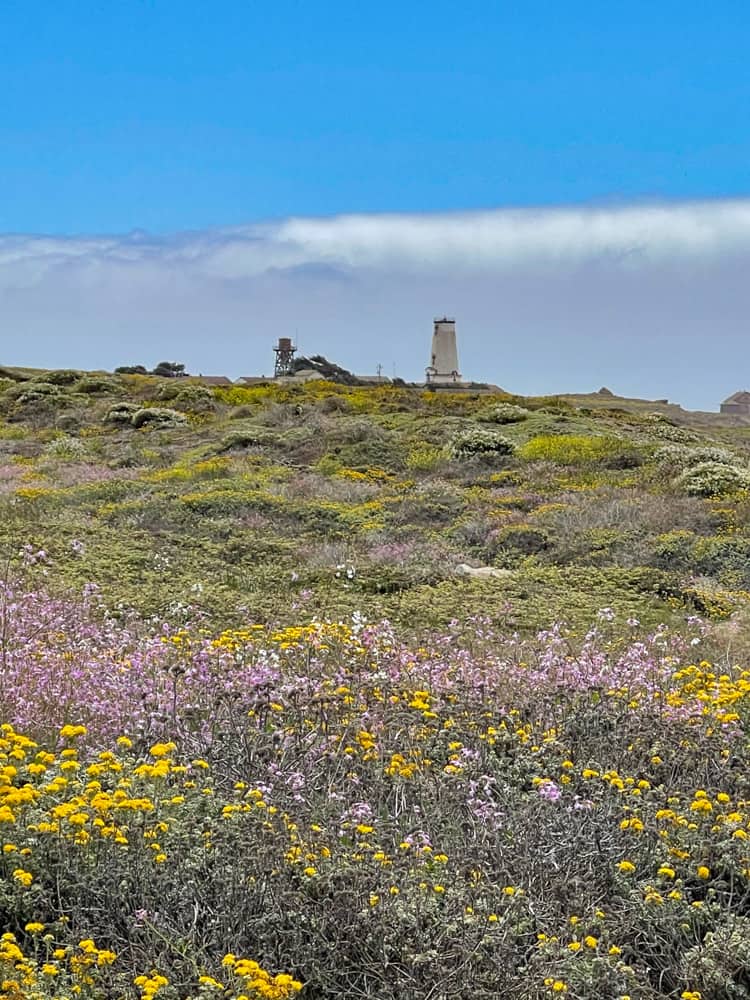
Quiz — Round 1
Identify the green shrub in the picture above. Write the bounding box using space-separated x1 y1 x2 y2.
318 394 350 414
13 383 65 407
394 564 674 630
680 580 739 620
492 524 549 557
42 436 88 460
219 427 276 451
676 461 750 497
6 380 60 400
104 402 140 423
680 915 750 998
691 535 750 585
54 413 85 433
405 443 447 471
313 455 344 476
649 422 698 443
180 487 283 517
451 427 517 458
334 437 406 472
114 364 148 375
651 530 696 570
228 404 259 420
37 369 81 385
132 407 187 429
389 483 465 527
158 383 215 412
478 403 530 424
654 444 736 469
643 410 676 425
74 377 117 394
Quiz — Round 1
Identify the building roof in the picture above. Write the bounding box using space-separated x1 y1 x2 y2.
277 370 324 383
193 375 233 385
722 390 750 404
236 376 272 385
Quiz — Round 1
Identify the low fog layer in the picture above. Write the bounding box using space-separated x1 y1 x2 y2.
2 199 749 410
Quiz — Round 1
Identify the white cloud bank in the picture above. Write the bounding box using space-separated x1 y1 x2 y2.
1 198 749 409
3 198 750 279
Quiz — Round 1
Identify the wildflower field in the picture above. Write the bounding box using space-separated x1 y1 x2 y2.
3 370 750 998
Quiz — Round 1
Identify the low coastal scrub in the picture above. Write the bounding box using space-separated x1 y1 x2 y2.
0 575 748 999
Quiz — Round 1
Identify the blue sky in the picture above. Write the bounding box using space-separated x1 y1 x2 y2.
2 0 750 232
2 1 750 409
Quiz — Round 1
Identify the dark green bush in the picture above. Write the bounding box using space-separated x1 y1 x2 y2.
492 524 549 557
650 530 696 571
691 535 750 586
37 369 81 385
167 385 216 412
218 427 277 451
388 484 465 528
6 381 62 402
74 377 117 394
104 402 140 423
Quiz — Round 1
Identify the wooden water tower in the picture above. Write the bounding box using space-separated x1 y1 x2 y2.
273 337 297 377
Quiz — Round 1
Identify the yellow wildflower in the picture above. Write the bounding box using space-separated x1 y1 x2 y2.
60 724 87 739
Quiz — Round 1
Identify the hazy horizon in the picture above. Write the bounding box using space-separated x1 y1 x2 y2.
2 197 750 411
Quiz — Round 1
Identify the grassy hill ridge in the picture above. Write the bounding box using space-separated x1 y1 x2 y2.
1 366 750 636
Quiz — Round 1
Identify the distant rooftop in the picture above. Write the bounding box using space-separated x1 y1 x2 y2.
722 390 750 405
193 375 233 386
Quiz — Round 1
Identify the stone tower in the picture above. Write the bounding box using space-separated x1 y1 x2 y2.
426 317 463 385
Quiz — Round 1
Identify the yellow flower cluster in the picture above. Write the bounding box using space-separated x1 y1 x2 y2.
668 661 750 726
134 971 169 998
270 622 356 651
221 955 302 999
0 931 116 997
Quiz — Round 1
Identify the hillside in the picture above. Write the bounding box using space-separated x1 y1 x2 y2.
4 367 750 999
1 366 750 636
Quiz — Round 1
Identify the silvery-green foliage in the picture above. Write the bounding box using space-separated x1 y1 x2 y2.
478 403 530 425
654 444 737 469
676 461 750 497
131 406 188 429
451 427 517 458
43 435 88 459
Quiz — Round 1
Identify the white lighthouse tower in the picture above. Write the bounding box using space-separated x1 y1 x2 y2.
426 317 464 386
